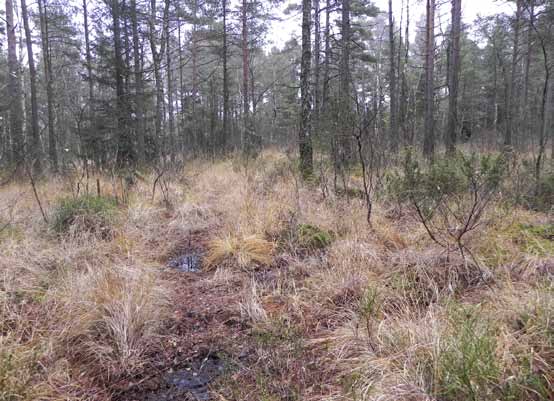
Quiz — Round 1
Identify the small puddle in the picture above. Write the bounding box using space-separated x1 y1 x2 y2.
144 355 225 401
168 253 202 272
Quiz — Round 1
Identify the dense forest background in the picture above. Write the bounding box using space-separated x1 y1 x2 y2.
0 0 553 174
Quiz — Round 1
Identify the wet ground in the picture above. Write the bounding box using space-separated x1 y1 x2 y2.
141 354 225 401
168 253 202 272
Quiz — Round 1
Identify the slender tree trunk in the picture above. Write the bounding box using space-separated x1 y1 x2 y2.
84 0 94 106
505 0 521 149
299 0 313 178
38 0 57 170
130 0 144 163
242 0 250 149
522 0 534 149
388 0 398 152
313 0 321 121
322 0 331 110
445 0 461 155
339 0 351 164
21 0 40 170
113 0 133 166
165 0 175 162
191 0 199 151
400 0 410 144
149 0 165 150
6 0 23 166
423 0 435 159
222 0 229 151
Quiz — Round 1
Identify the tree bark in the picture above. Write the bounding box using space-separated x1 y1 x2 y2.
322 0 331 111
423 0 435 159
130 0 145 163
388 0 398 152
222 0 229 151
445 0 461 155
241 0 250 149
21 0 40 170
339 0 352 164
113 0 133 166
505 0 521 149
37 0 57 170
165 0 175 162
6 0 23 166
299 0 313 178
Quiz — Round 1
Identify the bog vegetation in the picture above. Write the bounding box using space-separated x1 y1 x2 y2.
1 0 554 399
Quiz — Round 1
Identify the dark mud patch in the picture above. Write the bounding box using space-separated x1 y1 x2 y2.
131 354 226 401
168 253 202 272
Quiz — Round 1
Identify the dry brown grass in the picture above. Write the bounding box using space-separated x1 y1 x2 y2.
204 233 275 270
0 152 552 401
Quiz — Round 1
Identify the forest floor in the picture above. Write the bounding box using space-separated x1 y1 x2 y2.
0 150 553 401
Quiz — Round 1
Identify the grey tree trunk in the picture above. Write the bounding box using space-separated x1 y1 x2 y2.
505 0 521 149
299 0 313 178
112 0 133 166
339 0 352 164
445 0 461 155
165 0 175 162
37 0 57 170
6 0 23 166
388 0 398 152
130 0 145 163
21 0 40 170
423 0 435 159
222 0 229 151
241 0 250 150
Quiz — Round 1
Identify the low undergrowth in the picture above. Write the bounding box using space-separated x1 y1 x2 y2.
0 150 552 401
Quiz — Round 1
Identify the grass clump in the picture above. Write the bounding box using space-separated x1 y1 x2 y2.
205 233 274 270
51 195 117 236
297 223 334 251
516 223 554 256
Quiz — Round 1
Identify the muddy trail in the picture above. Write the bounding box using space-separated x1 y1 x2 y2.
118 234 334 401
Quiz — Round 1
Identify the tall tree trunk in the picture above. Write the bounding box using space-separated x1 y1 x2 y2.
505 0 521 149
241 0 250 149
322 0 331 111
130 0 145 163
400 0 410 144
191 0 199 151
522 0 534 149
299 0 313 178
388 0 398 152
21 0 40 170
113 0 133 166
445 0 461 155
149 0 166 151
6 0 23 166
339 0 351 164
313 0 321 121
222 0 229 151
38 0 57 170
423 0 435 159
165 0 175 162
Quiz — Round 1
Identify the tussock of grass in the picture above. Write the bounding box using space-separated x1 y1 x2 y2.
205 233 274 270
54 264 168 377
51 194 118 237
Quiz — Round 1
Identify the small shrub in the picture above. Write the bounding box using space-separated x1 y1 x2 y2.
438 304 499 401
297 223 334 250
388 150 505 273
51 195 117 236
204 233 274 270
